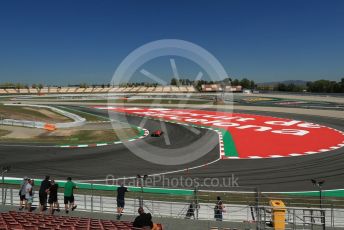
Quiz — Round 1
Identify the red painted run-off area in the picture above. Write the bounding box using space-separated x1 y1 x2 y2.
95 107 344 159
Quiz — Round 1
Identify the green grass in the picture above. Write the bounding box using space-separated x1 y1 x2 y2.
0 129 10 137
0 104 71 122
64 129 139 144
0 104 49 118
0 128 140 145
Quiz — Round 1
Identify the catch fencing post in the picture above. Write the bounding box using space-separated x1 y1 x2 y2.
100 195 103 212
255 187 261 230
10 189 13 205
331 204 334 227
91 183 94 212
194 187 199 220
84 194 86 210
1 166 10 205
293 208 296 230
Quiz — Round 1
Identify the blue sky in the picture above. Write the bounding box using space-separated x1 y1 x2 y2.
0 0 343 85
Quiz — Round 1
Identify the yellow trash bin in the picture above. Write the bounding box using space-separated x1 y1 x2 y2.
269 200 286 230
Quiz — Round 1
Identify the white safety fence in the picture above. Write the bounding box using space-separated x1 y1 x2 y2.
1 188 344 229
0 119 45 129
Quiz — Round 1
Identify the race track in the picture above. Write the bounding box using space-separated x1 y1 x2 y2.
1 105 344 192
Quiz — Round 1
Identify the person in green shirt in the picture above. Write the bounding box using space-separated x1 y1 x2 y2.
64 177 77 214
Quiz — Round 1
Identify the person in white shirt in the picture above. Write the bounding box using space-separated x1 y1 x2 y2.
19 177 28 211
25 179 34 212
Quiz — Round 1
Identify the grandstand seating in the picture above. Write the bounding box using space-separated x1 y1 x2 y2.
28 88 38 94
75 88 86 93
59 87 69 93
84 88 94 93
49 87 59 93
201 84 242 92
170 86 179 92
178 86 188 93
18 89 29 94
108 87 119 93
0 211 158 230
92 88 103 93
128 87 139 92
0 89 7 94
186 86 196 92
67 87 77 93
121 88 130 93
137 87 147 92
5 89 17 94
154 86 163 92
146 87 155 92
162 86 170 92
40 88 49 93
100 88 110 93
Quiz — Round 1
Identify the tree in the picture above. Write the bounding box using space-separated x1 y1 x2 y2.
170 78 178 86
79 83 88 88
276 83 287 91
15 83 22 89
232 79 239 86
222 77 231 85
250 80 255 90
240 78 251 89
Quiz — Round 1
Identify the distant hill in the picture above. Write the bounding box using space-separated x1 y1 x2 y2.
257 80 308 86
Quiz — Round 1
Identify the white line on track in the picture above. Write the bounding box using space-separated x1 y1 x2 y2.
77 127 223 183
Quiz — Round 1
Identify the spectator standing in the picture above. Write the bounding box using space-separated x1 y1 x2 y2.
185 201 196 219
25 179 34 212
39 176 51 213
48 179 60 214
214 196 225 221
116 184 128 220
64 177 77 214
18 177 28 211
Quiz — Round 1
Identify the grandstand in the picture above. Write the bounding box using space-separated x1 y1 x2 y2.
178 86 188 92
84 87 94 93
201 84 242 92
153 86 163 93
39 88 49 94
0 211 148 230
18 89 29 94
59 87 69 93
186 86 196 92
162 86 171 93
75 88 86 93
49 87 59 93
0 85 245 95
5 88 17 94
138 86 147 92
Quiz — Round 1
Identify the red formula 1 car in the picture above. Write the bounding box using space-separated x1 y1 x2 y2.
151 130 164 137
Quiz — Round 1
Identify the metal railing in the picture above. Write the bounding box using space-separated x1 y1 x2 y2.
1 187 344 229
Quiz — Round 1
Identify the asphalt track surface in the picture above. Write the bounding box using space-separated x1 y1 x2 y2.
1 105 344 192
